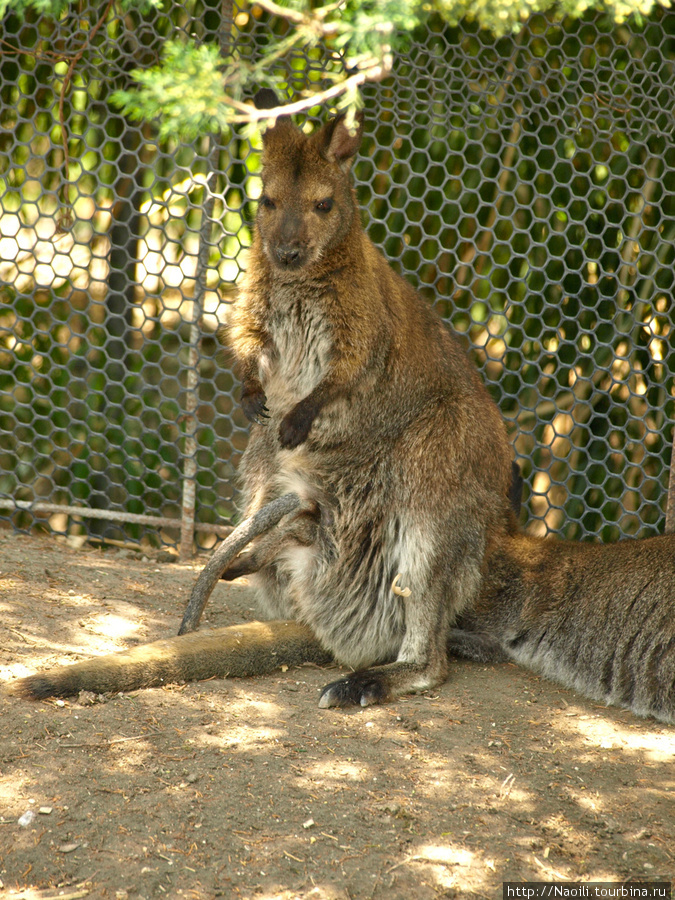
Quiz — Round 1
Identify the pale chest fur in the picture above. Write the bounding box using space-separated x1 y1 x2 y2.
257 284 333 416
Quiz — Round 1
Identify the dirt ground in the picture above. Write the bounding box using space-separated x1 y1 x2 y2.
0 530 673 900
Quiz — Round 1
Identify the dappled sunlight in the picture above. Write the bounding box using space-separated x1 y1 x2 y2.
382 841 505 894
411 842 476 868
0 595 154 683
0 203 231 335
3 652 85 681
552 708 675 762
193 710 288 754
418 760 533 808
304 759 371 784
79 612 144 641
0 774 31 817
2 536 675 895
197 725 288 752
0 627 141 682
0 537 203 691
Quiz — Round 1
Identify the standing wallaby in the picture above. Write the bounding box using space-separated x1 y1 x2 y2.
10 96 675 725
211 88 517 708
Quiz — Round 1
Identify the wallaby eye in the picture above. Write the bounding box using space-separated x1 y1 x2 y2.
260 195 276 210
315 198 334 213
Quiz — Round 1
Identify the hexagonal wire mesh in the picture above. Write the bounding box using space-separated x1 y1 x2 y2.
1 3 674 558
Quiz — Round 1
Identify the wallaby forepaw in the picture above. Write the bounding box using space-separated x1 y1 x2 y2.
318 673 391 709
279 404 315 449
241 382 269 425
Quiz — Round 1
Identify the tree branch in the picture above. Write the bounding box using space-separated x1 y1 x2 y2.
224 59 388 125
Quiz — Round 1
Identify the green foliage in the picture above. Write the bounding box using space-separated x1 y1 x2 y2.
3 0 668 141
111 0 669 141
0 0 69 14
431 0 661 32
0 0 161 14
112 41 239 142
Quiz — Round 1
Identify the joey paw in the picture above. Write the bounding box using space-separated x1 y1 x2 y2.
318 672 391 709
241 384 269 425
279 404 315 449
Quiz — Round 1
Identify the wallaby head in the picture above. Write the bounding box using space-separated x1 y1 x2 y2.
253 89 364 274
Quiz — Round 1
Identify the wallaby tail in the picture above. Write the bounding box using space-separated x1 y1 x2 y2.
9 620 332 700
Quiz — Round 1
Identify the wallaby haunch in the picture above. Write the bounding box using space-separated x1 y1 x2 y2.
11 94 675 724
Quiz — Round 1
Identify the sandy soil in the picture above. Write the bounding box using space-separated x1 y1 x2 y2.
0 530 673 899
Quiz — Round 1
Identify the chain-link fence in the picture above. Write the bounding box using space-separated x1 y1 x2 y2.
1 3 674 558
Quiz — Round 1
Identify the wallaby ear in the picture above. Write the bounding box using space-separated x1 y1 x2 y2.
318 110 364 171
253 89 297 147
254 88 280 111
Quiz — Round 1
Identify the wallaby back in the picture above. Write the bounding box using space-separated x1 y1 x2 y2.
451 531 675 724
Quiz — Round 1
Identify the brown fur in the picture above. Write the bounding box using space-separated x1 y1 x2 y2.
11 621 330 700
10 98 515 706
219 95 515 708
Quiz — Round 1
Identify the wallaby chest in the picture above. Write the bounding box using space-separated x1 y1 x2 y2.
257 282 334 415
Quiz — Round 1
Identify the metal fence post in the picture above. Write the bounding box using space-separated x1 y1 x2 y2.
180 141 220 561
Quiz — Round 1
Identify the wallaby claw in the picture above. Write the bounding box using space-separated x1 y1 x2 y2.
318 673 390 709
253 406 270 426
241 385 269 425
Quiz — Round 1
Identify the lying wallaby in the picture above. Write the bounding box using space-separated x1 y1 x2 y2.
450 531 675 725
10 95 675 725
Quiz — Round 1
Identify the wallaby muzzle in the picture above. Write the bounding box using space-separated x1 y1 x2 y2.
274 242 304 268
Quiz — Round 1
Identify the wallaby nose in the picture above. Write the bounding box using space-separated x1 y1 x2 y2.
276 244 302 266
